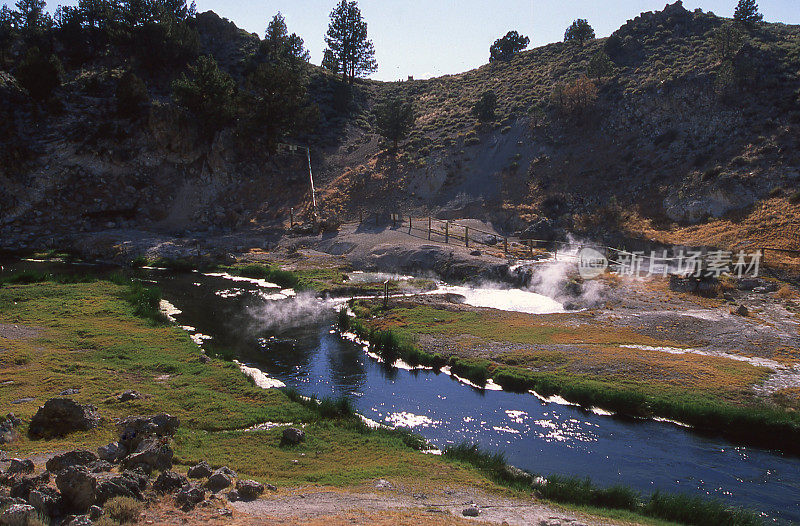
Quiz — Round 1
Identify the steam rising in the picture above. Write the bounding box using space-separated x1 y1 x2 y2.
247 291 337 331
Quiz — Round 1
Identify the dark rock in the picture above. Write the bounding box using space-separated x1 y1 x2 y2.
235 480 264 501
28 486 62 517
28 399 101 439
118 390 142 402
187 460 212 479
205 469 233 492
121 438 173 474
117 413 179 451
56 466 97 512
153 471 187 494
95 471 146 505
97 441 127 463
462 506 480 517
199 353 211 364
0 413 21 444
265 483 277 492
732 305 749 317
59 388 81 396
281 427 305 445
88 505 103 520
0 503 37 526
9 472 49 500
63 515 93 526
88 460 113 473
46 450 98 473
517 218 557 241
175 483 205 511
469 250 482 256
7 458 34 474
226 489 239 502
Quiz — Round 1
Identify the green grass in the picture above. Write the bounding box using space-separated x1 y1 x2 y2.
224 263 347 292
345 303 800 454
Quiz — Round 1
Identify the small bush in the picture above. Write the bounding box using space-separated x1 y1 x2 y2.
790 190 800 204
472 90 497 122
104 496 144 524
16 46 64 100
116 71 149 117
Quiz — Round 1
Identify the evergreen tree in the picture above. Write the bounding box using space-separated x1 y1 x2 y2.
374 96 416 150
321 48 339 74
259 12 310 65
712 21 745 62
564 19 595 46
472 90 497 122
324 0 377 83
241 61 317 149
0 5 15 64
14 0 48 33
16 46 63 100
172 55 237 134
489 31 530 62
734 0 763 26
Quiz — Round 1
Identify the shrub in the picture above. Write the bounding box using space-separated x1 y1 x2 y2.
116 70 149 117
15 46 64 100
712 22 745 63
471 90 497 122
552 75 597 117
104 496 144 524
587 50 615 78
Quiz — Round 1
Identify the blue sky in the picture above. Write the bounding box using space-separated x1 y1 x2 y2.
8 1 800 80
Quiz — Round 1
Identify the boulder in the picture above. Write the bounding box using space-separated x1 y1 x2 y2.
28 399 101 439
281 427 305 445
46 450 98 473
63 515 93 526
117 413 179 450
28 486 62 517
462 506 480 517
0 503 37 526
56 467 97 512
88 460 113 473
205 469 233 492
121 438 173 474
235 480 264 501
118 390 143 402
153 471 187 494
9 473 49 500
175 483 205 511
0 414 21 444
95 471 147 505
97 441 127 463
7 459 34 475
732 305 749 317
226 489 240 502
187 460 212 479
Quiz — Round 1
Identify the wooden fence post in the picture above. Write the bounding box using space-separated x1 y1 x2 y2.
290 208 294 228
504 237 508 254
465 226 469 248
428 217 432 241
359 209 363 224
409 214 413 234
528 240 533 257
445 222 449 244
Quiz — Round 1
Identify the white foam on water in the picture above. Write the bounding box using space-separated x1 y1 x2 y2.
159 299 181 322
234 360 286 389
435 285 565 314
189 333 212 346
384 411 439 428
590 407 615 416
530 390 578 406
652 416 693 428
203 272 281 289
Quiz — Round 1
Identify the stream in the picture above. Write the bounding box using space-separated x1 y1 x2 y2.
3 261 800 523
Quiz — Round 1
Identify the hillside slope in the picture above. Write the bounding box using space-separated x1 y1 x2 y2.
1 1 799 254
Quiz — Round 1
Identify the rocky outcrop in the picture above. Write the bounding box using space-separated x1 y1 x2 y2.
28 399 101 439
56 467 97 512
46 450 98 474
187 460 213 479
235 480 265 501
281 427 305 445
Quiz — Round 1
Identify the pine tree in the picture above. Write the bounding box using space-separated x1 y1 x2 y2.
260 12 310 64
734 0 763 26
14 0 49 34
564 19 595 46
472 90 497 122
489 31 530 62
172 55 237 134
324 0 377 83
374 96 416 150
